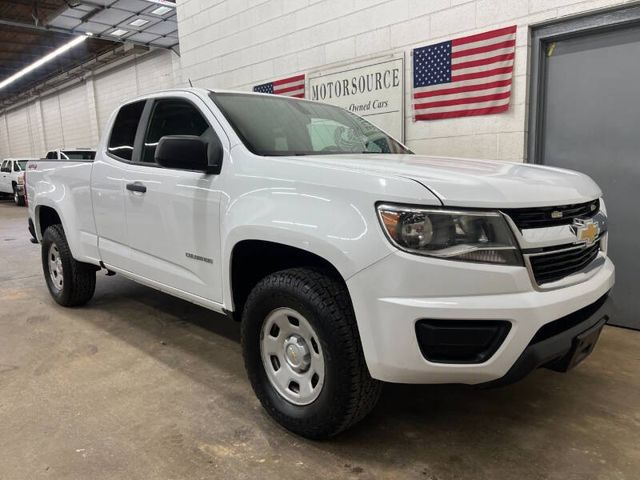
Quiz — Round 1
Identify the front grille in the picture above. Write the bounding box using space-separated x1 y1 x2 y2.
503 199 599 229
528 241 601 285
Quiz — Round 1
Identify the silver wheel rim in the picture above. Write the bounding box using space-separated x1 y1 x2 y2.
260 307 325 406
48 243 64 291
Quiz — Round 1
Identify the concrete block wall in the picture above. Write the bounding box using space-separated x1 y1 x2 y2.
176 0 635 161
0 49 179 159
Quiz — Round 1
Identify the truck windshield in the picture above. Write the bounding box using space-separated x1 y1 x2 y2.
16 161 27 171
61 151 96 160
210 92 411 156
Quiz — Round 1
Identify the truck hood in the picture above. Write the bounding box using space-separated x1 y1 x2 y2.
287 154 602 208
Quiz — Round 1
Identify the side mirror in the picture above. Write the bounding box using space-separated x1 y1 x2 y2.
155 135 223 174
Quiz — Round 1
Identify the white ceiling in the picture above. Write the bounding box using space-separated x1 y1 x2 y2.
48 0 179 49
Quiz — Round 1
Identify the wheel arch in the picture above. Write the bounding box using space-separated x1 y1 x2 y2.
35 204 63 239
31 199 98 266
228 238 348 319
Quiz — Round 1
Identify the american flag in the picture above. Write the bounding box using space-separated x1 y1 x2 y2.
253 74 305 98
412 25 516 121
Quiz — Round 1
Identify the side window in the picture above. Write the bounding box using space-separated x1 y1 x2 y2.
45 152 54 159
142 99 210 164
108 100 146 161
0 161 8 173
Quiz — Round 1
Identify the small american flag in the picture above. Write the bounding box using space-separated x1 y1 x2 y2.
412 25 516 121
253 74 305 98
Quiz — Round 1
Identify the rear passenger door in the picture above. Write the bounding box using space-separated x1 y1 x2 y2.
121 94 226 303
92 100 147 268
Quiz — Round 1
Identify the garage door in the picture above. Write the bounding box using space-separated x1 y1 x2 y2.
538 25 640 330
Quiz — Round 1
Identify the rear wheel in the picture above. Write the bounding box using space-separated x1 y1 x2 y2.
13 185 24 206
41 224 96 307
241 268 381 439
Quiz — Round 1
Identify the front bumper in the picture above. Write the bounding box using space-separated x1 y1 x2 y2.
480 294 610 387
347 250 615 384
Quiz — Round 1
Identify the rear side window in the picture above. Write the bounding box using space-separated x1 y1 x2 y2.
108 101 145 161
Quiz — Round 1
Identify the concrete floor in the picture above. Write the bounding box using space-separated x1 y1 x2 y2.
0 200 639 480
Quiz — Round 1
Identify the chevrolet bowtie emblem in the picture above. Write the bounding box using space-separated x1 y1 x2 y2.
573 219 599 246
551 210 563 219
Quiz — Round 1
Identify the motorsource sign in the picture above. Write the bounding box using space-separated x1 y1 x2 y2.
308 55 405 141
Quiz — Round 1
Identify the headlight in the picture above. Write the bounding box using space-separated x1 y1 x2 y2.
377 204 522 266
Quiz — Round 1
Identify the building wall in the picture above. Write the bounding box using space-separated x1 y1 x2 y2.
1 1 636 161
0 49 179 159
177 0 635 162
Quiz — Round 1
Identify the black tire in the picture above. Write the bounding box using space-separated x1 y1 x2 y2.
13 185 24 206
241 268 381 439
41 224 96 307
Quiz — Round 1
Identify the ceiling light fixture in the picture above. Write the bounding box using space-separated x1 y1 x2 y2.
151 6 172 15
0 35 88 92
144 0 176 7
145 0 175 15
111 29 128 37
129 18 149 27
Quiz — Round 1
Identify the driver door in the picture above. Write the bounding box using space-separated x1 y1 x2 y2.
121 94 226 303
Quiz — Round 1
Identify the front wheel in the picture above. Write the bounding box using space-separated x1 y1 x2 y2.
41 224 96 307
13 185 24 206
241 268 381 439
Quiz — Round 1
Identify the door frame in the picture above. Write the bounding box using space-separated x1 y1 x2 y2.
528 4 640 164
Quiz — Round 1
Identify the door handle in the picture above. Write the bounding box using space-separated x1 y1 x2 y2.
126 182 147 193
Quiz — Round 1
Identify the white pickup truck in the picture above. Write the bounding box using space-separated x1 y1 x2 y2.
1 158 34 205
26 88 614 439
44 148 96 161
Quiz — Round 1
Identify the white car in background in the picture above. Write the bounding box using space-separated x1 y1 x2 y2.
44 148 96 161
0 158 35 206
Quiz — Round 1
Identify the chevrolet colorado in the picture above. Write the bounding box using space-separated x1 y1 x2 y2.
26 88 614 439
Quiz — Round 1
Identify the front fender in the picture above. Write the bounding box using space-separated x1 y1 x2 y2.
220 180 434 309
